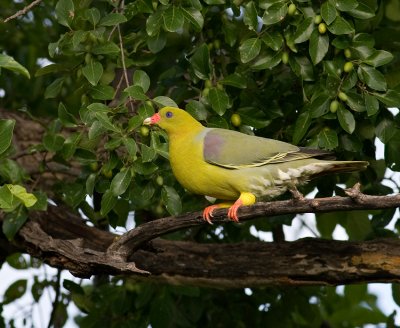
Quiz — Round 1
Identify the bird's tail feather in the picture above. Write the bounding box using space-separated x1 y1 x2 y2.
312 160 369 178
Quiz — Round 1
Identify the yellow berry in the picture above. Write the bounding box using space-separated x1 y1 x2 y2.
318 23 327 34
288 3 296 16
344 48 352 59
330 100 339 113
156 176 164 186
281 51 289 64
231 113 242 127
140 126 150 137
338 92 348 102
343 62 354 73
89 162 99 172
101 168 113 178
314 15 322 24
205 80 213 89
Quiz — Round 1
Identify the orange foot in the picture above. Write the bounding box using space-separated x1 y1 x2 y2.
202 205 220 224
227 199 243 222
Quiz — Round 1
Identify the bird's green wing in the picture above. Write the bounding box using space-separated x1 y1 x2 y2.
203 128 332 169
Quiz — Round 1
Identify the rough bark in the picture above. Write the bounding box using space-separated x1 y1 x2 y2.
1 191 399 288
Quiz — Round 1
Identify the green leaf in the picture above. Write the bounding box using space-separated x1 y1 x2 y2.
0 119 15 155
58 102 77 127
309 30 329 65
44 77 64 99
364 50 394 67
7 184 37 208
141 144 157 162
161 186 182 216
346 92 365 112
358 64 387 91
186 101 208 120
0 54 30 78
88 121 106 140
153 96 178 108
2 206 28 240
243 1 258 31
55 0 74 28
316 213 339 238
308 94 330 118
239 38 261 63
334 0 358 12
392 284 400 307
190 43 211 80
321 1 337 25
375 119 396 144
99 13 127 26
373 89 400 107
251 50 282 70
123 138 137 157
43 133 65 152
86 173 96 196
220 73 247 89
261 31 284 51
293 111 311 144
365 94 379 116
146 11 163 37
327 16 354 35
94 112 120 133
0 185 18 210
29 191 48 211
3 279 27 304
181 7 204 31
133 70 151 93
82 60 103 86
92 42 120 55
289 56 314 81
163 6 184 32
207 88 229 115
294 17 314 44
147 33 167 53
125 85 148 101
110 169 132 196
319 129 339 150
0 159 26 184
348 0 376 19
84 8 100 26
385 134 400 171
337 106 355 133
100 190 117 216
262 3 288 25
89 85 115 100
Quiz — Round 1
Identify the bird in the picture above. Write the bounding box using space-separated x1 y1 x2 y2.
143 107 368 223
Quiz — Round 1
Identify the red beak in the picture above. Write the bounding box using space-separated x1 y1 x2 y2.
143 113 161 125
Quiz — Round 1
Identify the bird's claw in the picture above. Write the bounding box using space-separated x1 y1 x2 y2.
202 205 218 224
227 204 240 222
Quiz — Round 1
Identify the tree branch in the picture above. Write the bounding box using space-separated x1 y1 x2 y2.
0 191 398 288
4 0 43 22
107 188 400 260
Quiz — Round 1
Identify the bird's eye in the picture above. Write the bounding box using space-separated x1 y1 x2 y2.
166 111 173 118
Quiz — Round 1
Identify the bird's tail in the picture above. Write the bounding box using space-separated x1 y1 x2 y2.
312 160 369 178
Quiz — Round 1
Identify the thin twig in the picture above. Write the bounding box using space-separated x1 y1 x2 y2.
4 0 43 22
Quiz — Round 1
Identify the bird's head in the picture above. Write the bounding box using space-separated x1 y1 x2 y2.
143 107 202 134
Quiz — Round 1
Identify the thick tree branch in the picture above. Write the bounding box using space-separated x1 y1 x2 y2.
0 191 398 288
107 188 400 259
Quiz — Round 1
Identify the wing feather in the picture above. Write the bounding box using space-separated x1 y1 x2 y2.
203 128 332 169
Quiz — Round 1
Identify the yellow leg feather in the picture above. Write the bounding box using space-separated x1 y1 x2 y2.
202 192 256 224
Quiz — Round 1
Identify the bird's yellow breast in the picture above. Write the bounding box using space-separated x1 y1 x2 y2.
168 130 242 200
